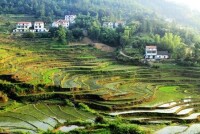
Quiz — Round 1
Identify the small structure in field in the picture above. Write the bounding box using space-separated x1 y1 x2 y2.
145 46 169 60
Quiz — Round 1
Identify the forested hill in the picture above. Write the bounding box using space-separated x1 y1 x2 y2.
1 0 200 30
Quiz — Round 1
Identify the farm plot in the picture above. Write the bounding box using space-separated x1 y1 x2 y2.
0 103 95 133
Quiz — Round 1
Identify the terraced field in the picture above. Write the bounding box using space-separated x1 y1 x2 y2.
0 102 95 133
0 36 200 133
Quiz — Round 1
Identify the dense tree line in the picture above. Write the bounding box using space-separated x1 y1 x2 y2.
0 0 146 22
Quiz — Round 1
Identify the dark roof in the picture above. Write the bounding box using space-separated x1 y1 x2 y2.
157 51 169 55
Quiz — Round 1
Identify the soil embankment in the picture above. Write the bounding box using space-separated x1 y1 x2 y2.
69 37 116 52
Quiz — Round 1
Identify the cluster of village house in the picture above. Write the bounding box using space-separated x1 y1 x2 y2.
12 15 169 60
13 15 77 33
13 14 125 33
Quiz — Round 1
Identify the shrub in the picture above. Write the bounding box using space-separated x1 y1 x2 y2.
95 116 105 124
64 120 91 126
36 33 50 38
65 99 74 107
22 32 35 38
0 91 8 102
78 103 96 113
109 123 147 134
151 65 160 69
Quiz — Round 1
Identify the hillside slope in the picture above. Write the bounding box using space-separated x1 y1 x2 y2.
1 0 200 30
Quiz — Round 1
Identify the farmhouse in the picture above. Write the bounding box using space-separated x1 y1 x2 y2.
13 21 48 33
52 19 70 28
13 22 32 32
145 46 169 60
34 22 48 32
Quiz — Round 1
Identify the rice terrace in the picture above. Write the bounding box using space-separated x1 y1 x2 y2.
1 0 200 133
0 34 199 134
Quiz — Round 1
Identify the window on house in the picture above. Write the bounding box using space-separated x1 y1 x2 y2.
147 51 156 53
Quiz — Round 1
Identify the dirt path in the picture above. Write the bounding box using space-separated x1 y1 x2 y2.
119 51 134 59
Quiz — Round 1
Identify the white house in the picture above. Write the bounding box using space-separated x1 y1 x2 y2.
13 22 32 33
34 22 48 32
65 15 76 23
52 20 70 28
145 46 169 60
103 22 114 29
145 46 157 59
13 21 48 33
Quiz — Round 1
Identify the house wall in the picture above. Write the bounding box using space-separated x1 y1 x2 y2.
34 23 47 32
13 22 48 33
16 23 32 30
156 55 169 59
145 48 157 59
13 23 32 33
52 21 69 29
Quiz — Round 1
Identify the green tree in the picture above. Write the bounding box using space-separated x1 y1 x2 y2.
56 26 67 44
194 42 200 60
22 32 35 38
160 33 182 52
